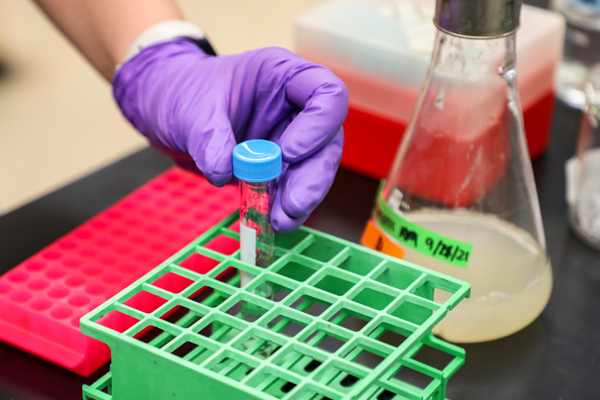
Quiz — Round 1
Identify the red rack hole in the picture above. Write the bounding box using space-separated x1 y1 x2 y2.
28 279 50 291
124 291 168 314
205 235 239 256
151 272 194 294
0 283 11 294
63 258 82 268
10 291 32 303
97 310 140 333
25 260 45 271
8 271 29 283
85 284 106 296
42 251 62 260
164 231 181 241
106 211 122 220
175 205 190 214
48 287 70 299
165 173 180 182
65 276 86 287
75 230 93 239
45 269 66 279
179 253 219 274
144 224 162 234
115 245 133 255
80 248 98 258
118 263 137 273
111 228 127 237
134 253 153 262
102 274 121 284
180 222 196 231
95 238 114 247
141 208 157 217
59 241 77 250
30 299 52 311
82 266 102 277
99 255 118 265
71 316 81 328
130 235 148 244
91 221 108 230
69 295 90 307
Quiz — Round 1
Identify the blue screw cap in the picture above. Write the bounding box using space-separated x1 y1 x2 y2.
232 140 282 183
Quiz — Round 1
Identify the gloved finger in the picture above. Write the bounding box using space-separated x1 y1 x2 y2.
271 171 310 233
186 108 238 188
272 128 344 232
280 63 348 164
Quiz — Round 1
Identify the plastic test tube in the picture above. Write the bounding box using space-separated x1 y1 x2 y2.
232 140 282 322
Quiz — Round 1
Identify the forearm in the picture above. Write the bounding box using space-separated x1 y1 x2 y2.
34 0 184 80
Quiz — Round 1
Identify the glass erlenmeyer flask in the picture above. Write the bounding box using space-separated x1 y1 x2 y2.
362 0 553 343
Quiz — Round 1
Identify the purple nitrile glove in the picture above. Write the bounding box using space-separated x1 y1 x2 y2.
113 38 348 233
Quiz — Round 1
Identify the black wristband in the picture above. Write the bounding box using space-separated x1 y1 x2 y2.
189 37 217 56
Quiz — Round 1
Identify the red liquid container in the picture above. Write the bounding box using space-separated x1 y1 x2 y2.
295 0 565 179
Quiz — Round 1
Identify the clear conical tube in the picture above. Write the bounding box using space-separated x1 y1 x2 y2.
375 31 553 342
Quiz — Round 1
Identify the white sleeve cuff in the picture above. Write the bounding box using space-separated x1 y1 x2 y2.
122 20 206 64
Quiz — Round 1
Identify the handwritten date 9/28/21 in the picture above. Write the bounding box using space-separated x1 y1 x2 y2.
425 237 470 263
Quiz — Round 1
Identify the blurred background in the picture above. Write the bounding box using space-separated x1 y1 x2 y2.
0 0 321 213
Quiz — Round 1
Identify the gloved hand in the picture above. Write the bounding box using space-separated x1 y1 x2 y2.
113 39 348 233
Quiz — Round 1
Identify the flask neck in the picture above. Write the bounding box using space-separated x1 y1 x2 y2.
429 30 517 84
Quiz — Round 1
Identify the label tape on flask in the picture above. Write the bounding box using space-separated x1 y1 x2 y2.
361 181 474 268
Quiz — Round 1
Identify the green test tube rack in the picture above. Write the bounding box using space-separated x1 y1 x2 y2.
81 212 470 400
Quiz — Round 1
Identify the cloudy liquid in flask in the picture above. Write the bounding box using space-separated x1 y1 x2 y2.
398 211 552 343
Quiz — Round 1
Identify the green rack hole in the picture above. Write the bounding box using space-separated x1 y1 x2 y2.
252 279 293 302
339 373 360 388
300 237 345 262
179 252 220 274
268 315 308 338
343 344 386 369
376 388 397 400
210 357 255 382
234 335 281 359
151 272 195 294
412 344 456 371
314 274 355 296
389 299 432 326
374 265 422 291
303 329 347 353
276 261 317 282
275 230 309 250
328 308 373 332
249 372 297 399
290 295 332 317
123 290 168 314
189 284 232 308
391 366 434 390
161 305 203 329
96 309 140 333
350 287 395 311
137 324 176 349
337 251 382 276
226 300 269 320
369 323 409 348
197 320 242 344
171 341 201 358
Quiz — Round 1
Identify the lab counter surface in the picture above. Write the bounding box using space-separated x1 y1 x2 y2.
0 101 599 399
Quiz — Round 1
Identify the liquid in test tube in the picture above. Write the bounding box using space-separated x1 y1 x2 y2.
232 140 282 323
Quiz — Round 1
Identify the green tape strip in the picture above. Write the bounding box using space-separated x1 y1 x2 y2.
374 182 473 268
